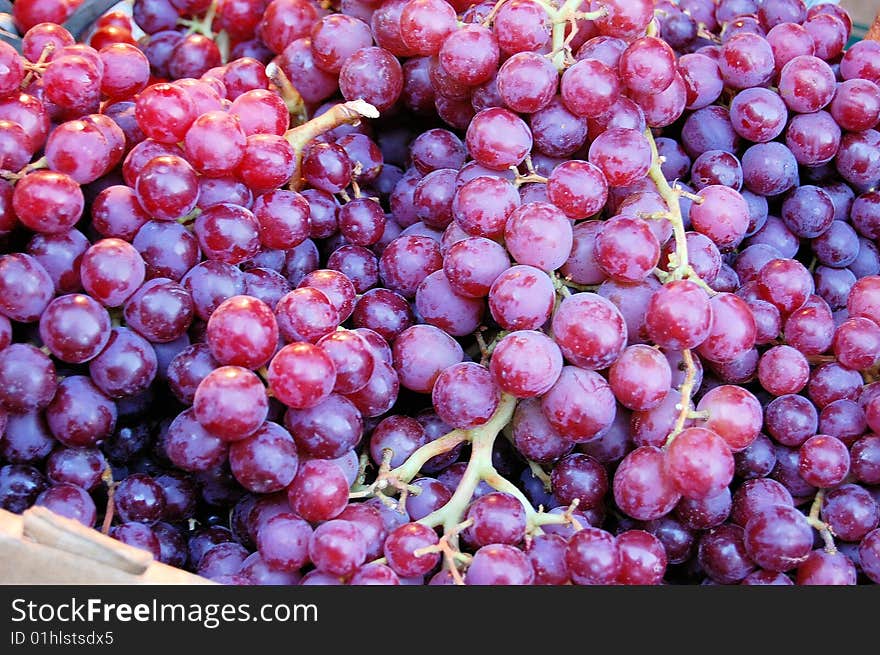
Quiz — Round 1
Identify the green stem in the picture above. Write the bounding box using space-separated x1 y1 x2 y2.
388 429 470 484
417 394 517 534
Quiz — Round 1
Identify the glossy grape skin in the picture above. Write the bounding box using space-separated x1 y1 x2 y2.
698 524 755 584
351 288 414 342
560 58 620 119
163 407 230 475
45 447 105 492
594 217 660 283
285 393 363 462
466 108 532 171
566 528 620 585
613 446 681 521
0 464 48 513
616 530 666 585
256 512 312 572
511 397 573 464
45 375 116 449
114 473 166 524
541 367 616 443
0 254 54 324
860 529 880 584
0 344 57 414
308 519 368 577
606 345 669 412
344 359 400 418
830 79 880 133
744 504 813 572
206 295 278 370
227 421 299 494
821 484 880 543
465 543 535 585
135 155 200 222
35 483 97 528
665 427 734 501
522 533 568 585
415 270 484 337
288 458 349 523
89 327 158 399
431 362 500 430
796 549 856 586
550 453 608 510
268 343 336 410
383 522 440 577
461 492 526 548
645 281 712 351
13 170 85 236
193 366 268 441
552 293 627 371
696 385 762 452
489 330 563 399
851 435 880 485
338 46 403 112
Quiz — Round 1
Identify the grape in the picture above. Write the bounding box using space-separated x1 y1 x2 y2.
821 484 879 542
229 422 299 493
719 33 775 89
797 550 857 586
492 0 551 55
588 128 652 187
757 345 809 396
698 524 755 584
466 108 532 171
0 254 54 323
676 488 732 531
0 344 57 414
860 529 880 583
613 446 681 521
288 459 349 523
511 398 572 464
560 59 620 118
433 362 500 430
526 533 569 585
566 528 620 585
541 367 616 443
194 366 268 440
665 428 734 500
550 453 608 509
257 513 312 571
384 522 440 577
744 504 813 572
490 330 563 399
608 345 671 412
616 530 666 585
464 492 526 547
269 343 336 410
645 281 712 351
465 544 534 585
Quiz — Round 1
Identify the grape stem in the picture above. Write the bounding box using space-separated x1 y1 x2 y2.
100 467 117 535
415 394 516 534
644 127 715 449
284 100 379 191
546 0 608 70
1 156 49 182
178 0 218 38
266 62 308 126
665 348 697 447
20 42 54 88
806 489 837 554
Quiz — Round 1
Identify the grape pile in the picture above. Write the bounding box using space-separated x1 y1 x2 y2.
0 0 879 586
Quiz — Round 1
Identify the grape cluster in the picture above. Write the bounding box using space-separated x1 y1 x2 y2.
0 0 879 586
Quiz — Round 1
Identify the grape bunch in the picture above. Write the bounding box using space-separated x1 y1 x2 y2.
0 0 879 586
